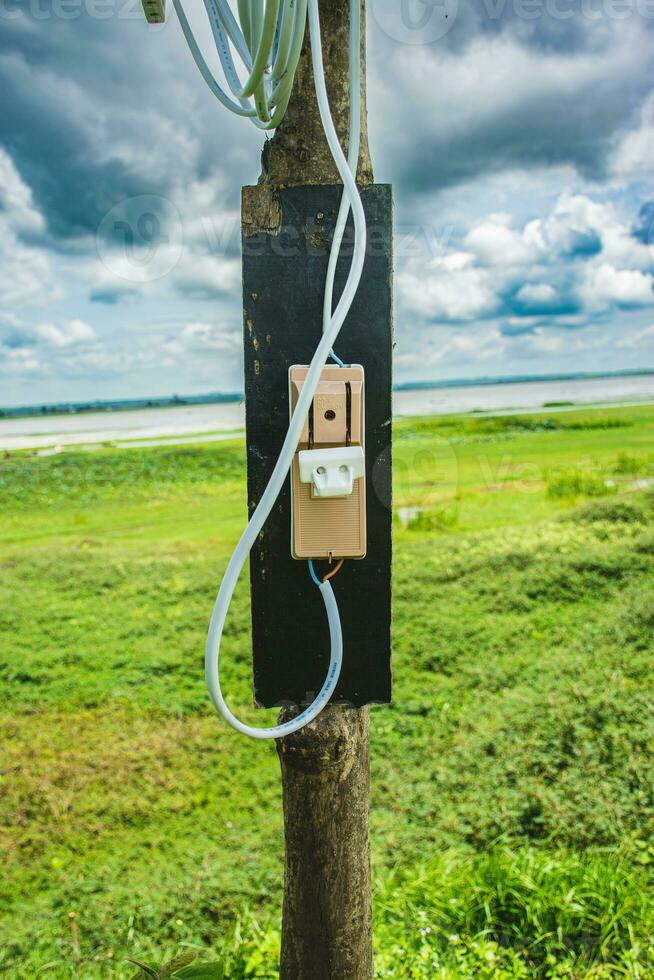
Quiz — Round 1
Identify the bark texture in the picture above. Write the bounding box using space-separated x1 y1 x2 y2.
260 0 373 187
276 706 373 979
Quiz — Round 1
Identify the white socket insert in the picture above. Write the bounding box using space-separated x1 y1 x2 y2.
299 446 365 498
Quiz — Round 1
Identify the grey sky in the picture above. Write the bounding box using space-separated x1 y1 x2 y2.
1 0 653 405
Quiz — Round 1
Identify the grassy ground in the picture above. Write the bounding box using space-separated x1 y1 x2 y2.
1 404 654 978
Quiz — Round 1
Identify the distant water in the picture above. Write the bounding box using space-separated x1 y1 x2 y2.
393 373 654 417
0 402 245 452
1 373 653 452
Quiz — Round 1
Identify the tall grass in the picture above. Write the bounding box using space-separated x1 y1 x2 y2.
374 844 654 977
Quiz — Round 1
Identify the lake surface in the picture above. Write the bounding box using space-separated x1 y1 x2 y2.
393 373 654 417
1 373 652 452
0 401 246 452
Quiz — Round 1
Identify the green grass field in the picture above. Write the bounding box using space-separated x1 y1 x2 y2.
1 404 654 978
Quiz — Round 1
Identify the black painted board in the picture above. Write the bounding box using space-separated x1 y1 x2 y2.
242 184 393 708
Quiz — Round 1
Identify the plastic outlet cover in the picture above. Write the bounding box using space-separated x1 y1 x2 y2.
289 364 367 559
299 446 365 498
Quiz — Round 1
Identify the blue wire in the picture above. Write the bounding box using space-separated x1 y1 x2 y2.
308 560 322 587
329 350 346 367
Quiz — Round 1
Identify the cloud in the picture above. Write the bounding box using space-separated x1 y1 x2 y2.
611 91 654 178
0 146 45 239
399 251 499 322
465 214 537 266
90 284 141 305
371 18 654 195
395 191 654 333
86 242 241 305
171 255 241 300
1 316 96 352
84 181 240 304
3 1 654 402
33 319 96 348
633 201 654 247
515 282 560 309
164 320 241 356
0 14 260 244
526 193 606 258
0 345 43 375
580 263 654 310
1 313 159 384
0 149 58 309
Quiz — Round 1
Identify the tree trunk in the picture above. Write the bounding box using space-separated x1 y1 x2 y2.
260 0 373 188
276 706 373 979
259 3 374 978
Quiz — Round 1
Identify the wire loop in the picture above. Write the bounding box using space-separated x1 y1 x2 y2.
172 0 365 738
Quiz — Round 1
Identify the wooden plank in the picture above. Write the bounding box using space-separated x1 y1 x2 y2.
242 183 393 708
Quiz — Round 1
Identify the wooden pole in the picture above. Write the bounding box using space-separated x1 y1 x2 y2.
257 3 375 977
276 706 373 979
259 0 373 189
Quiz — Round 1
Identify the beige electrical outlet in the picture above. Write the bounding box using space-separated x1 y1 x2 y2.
289 365 366 560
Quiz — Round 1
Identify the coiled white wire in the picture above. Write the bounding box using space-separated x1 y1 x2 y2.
173 0 366 738
172 0 308 128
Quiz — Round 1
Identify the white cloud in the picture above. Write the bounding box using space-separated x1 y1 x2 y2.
34 319 96 348
174 177 240 253
86 182 241 304
399 254 498 322
465 214 536 267
1 319 159 383
516 283 558 307
0 149 58 310
0 317 102 388
611 92 654 178
0 345 42 374
579 263 654 311
396 189 654 337
0 147 45 238
526 193 605 256
172 254 241 299
545 193 652 271
0 237 58 310
165 320 241 356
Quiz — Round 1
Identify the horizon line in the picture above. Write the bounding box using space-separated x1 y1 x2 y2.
1 367 653 418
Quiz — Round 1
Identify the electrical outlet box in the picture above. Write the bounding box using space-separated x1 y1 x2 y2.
289 364 366 560
141 0 165 22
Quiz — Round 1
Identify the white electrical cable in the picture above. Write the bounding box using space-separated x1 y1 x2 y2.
209 580 342 740
172 0 308 128
173 0 366 738
324 0 360 344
